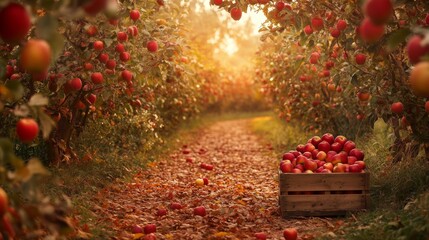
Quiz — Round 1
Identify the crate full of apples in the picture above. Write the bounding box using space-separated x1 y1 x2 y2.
280 133 366 174
278 133 370 217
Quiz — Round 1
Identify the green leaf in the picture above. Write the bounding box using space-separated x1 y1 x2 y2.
387 28 411 51
28 93 49 107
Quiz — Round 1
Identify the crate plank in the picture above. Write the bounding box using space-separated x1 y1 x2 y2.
279 172 369 193
279 194 369 212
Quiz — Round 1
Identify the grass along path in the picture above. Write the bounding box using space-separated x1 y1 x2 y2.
90 118 344 239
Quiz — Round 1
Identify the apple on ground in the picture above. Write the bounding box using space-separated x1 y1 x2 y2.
144 224 156 234
283 228 298 240
254 232 267 240
195 178 204 186
131 225 143 234
193 206 206 217
156 208 167 216
170 202 182 210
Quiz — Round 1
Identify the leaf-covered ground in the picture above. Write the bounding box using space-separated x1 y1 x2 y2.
90 119 347 239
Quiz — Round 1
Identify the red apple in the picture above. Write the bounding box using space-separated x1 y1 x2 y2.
83 0 108 15
347 156 357 165
193 206 206 217
343 140 356 154
391 102 404 114
296 144 305 153
290 150 301 157
333 164 347 172
334 135 347 145
331 142 343 153
304 170 314 174
105 59 116 70
304 25 313 35
311 149 319 159
91 72 103 84
170 202 182 210
311 17 324 31
316 151 327 161
230 7 242 21
20 39 52 74
87 94 97 105
132 225 143 233
295 164 304 171
144 224 156 234
349 164 363 173
304 159 317 171
355 160 366 169
275 1 285 11
323 162 334 171
302 152 312 158
93 40 104 51
16 118 39 143
310 52 320 64
121 70 133 81
130 10 140 21
321 133 335 144
317 141 331 152
203 178 209 185
349 149 365 160
213 0 223 5
0 2 31 44
406 35 429 65
425 101 429 113
330 28 341 38
282 152 295 161
355 53 367 65
117 31 128 42
321 169 332 173
336 19 347 31
310 136 322 147
292 168 302 173
363 0 393 25
283 228 298 240
120 52 130 62
147 40 158 52
98 53 109 63
156 208 167 216
359 18 385 43
255 232 267 240
296 155 307 165
304 143 316 152
68 78 82 91
116 46 129 58
357 92 371 101
280 161 294 173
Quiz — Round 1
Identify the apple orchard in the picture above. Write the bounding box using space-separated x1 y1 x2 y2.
0 0 428 238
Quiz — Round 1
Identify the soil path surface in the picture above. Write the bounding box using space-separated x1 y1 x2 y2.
92 119 342 239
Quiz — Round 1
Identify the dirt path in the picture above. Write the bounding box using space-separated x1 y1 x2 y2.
92 119 341 239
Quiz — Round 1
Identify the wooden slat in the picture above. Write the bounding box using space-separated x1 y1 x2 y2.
279 172 369 193
281 210 347 218
279 194 368 212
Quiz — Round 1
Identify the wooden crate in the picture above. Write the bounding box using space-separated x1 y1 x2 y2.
279 172 370 217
